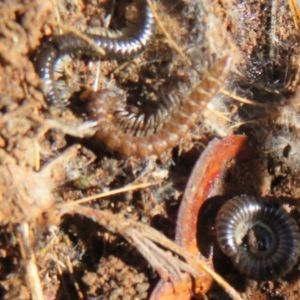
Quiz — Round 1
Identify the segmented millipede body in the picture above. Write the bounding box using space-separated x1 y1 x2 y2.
87 56 232 157
33 0 231 157
33 0 155 105
216 195 300 280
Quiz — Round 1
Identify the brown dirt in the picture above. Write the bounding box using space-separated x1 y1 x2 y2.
1 0 300 299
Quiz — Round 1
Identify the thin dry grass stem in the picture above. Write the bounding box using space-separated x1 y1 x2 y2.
264 146 286 154
191 260 243 300
221 88 266 107
288 0 300 29
230 119 266 129
44 119 97 137
51 0 61 31
17 223 44 300
92 0 114 91
105 0 115 27
65 255 84 299
29 115 97 138
140 232 194 278
61 182 155 207
49 20 106 57
146 0 193 67
49 252 72 300
144 241 182 279
205 107 231 122
58 205 243 300
34 141 40 171
128 231 170 281
128 228 192 281
269 0 277 61
48 251 86 300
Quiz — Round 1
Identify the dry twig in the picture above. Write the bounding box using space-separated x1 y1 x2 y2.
57 204 243 300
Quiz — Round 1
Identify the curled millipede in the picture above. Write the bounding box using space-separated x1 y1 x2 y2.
216 195 300 280
33 0 155 105
86 56 232 157
33 0 231 157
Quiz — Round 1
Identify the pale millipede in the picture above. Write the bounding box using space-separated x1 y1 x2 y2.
33 0 155 105
215 195 300 280
86 56 232 157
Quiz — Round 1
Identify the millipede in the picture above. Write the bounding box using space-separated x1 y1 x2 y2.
33 0 232 157
216 195 300 280
86 56 231 157
33 0 155 105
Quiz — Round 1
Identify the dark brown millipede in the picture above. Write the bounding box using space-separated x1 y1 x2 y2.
216 195 300 280
86 56 232 157
33 0 155 105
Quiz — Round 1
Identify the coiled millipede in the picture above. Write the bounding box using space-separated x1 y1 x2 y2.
215 195 300 280
33 0 155 105
34 0 231 157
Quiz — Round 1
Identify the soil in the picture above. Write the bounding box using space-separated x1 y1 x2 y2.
1 0 300 299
